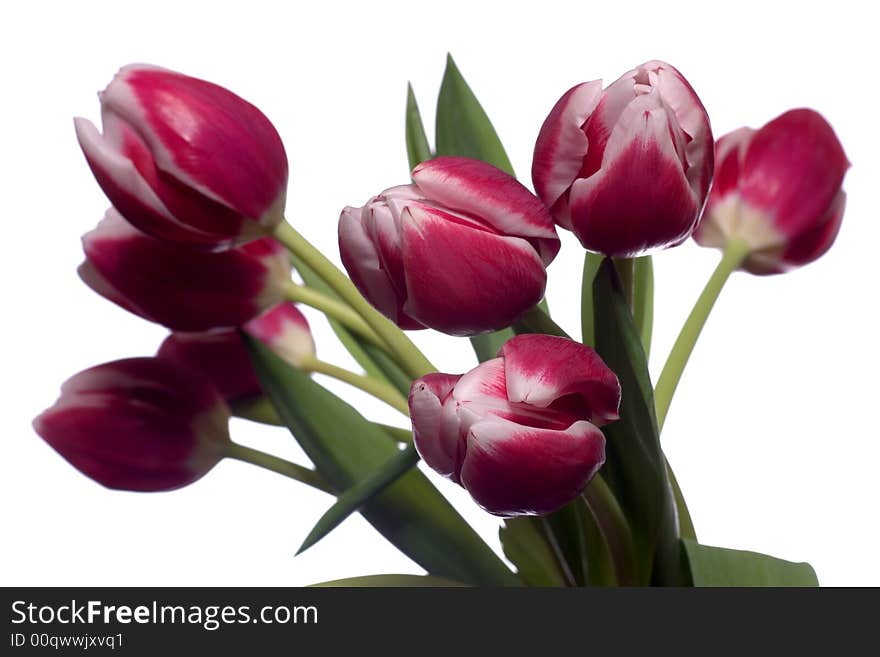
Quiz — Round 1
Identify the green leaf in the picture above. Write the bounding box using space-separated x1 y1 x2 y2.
512 304 569 338
469 329 514 363
632 256 654 360
682 539 819 587
405 83 433 171
541 501 591 586
580 252 604 347
290 253 411 396
499 518 568 587
435 53 514 175
298 445 421 554
310 574 467 587
246 337 519 586
592 259 684 585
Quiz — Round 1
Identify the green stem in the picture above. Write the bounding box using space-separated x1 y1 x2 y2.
666 459 697 540
225 441 334 494
302 355 410 416
284 281 385 348
654 239 751 432
582 474 637 586
274 221 435 379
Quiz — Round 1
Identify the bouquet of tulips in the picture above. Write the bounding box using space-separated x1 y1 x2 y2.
34 57 848 587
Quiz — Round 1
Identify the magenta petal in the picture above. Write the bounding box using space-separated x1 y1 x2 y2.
532 81 603 221
413 156 560 264
244 302 315 367
81 209 288 331
409 373 464 480
158 330 261 403
460 418 606 516
740 109 849 238
338 205 423 330
499 334 620 425
400 205 547 336
569 96 700 257
33 358 229 492
104 65 288 227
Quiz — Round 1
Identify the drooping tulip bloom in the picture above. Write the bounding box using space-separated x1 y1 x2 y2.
533 60 714 257
33 358 230 492
693 109 849 274
80 209 291 331
409 334 620 516
157 303 315 403
74 64 288 250
339 156 560 336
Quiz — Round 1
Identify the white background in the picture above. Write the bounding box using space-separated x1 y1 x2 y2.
1 0 877 586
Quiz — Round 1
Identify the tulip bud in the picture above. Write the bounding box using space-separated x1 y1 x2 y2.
157 303 315 403
80 209 291 331
339 157 560 336
409 334 620 516
74 64 288 250
533 60 714 257
693 109 849 274
33 358 230 492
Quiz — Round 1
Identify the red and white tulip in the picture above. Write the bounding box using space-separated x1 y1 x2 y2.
74 64 288 250
693 109 849 274
533 60 714 257
339 156 560 336
157 303 315 403
409 334 620 516
80 209 291 331
33 358 230 492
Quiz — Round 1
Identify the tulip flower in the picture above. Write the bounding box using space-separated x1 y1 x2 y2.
409 334 620 516
532 60 714 257
693 109 849 274
74 64 288 250
33 358 230 492
339 156 560 336
157 303 315 403
80 209 291 331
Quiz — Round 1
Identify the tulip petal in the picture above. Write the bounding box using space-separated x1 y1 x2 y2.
409 373 464 480
740 109 849 239
499 334 620 425
413 157 560 264
400 205 547 336
101 64 288 227
532 81 603 225
338 206 423 330
34 358 229 492
460 417 605 516
74 117 227 248
244 302 315 368
569 93 700 256
81 209 287 331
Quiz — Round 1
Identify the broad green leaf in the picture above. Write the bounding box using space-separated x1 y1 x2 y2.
542 500 591 586
435 53 514 175
580 252 604 346
592 259 684 585
298 445 421 554
499 518 568 587
405 83 433 171
311 574 467 587
682 539 819 587
246 337 519 586
632 256 654 359
290 253 411 395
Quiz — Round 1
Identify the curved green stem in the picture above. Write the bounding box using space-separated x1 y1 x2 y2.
654 239 751 432
274 221 435 379
301 355 410 416
225 441 334 494
284 281 385 348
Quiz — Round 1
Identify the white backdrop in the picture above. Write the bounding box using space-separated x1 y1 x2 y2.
2 0 877 586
